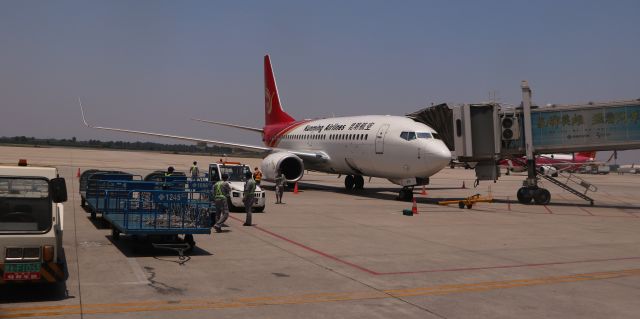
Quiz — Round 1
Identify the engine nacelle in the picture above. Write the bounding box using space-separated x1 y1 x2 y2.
261 152 304 182
539 165 558 177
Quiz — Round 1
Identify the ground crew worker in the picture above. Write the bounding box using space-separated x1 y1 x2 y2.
275 170 287 204
242 171 256 226
163 166 174 190
190 161 200 179
213 173 231 232
253 167 262 185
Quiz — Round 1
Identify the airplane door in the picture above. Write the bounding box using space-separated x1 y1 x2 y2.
375 124 390 154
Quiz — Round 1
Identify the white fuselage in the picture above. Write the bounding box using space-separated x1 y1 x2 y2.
273 115 451 182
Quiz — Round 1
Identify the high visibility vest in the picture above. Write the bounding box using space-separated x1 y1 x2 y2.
245 180 256 195
190 165 199 176
254 171 262 181
214 181 226 199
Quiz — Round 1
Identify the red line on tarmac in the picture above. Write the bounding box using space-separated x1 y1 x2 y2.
229 217 640 277
376 256 640 276
543 205 553 214
228 216 379 275
579 207 594 216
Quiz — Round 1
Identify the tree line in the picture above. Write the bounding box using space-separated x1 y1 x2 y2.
0 136 260 157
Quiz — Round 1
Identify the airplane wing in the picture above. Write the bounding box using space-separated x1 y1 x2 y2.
191 118 263 133
80 101 325 160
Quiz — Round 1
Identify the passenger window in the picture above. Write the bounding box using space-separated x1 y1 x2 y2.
456 119 462 137
365 134 368 140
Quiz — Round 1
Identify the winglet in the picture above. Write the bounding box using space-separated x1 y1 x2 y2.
79 97 91 128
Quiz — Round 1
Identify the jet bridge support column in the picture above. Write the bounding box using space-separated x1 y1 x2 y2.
517 81 551 205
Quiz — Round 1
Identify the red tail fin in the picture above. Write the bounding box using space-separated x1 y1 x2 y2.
576 151 596 160
264 55 295 126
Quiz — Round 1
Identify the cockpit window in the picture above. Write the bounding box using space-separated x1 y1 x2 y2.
400 131 417 141
417 132 432 139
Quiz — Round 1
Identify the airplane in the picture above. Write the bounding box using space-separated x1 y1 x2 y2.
80 55 452 201
499 151 598 176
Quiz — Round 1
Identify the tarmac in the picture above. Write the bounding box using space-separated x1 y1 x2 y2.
0 145 639 318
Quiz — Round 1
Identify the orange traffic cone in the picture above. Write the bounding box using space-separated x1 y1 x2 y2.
293 182 299 194
412 198 418 215
461 181 466 189
76 168 81 178
421 185 427 195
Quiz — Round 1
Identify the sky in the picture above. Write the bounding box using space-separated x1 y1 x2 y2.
1 0 639 163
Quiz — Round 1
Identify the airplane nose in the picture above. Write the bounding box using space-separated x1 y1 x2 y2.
428 142 452 168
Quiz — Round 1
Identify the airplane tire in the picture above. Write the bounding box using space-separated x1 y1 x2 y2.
517 187 533 204
354 175 364 189
344 175 355 190
533 188 551 205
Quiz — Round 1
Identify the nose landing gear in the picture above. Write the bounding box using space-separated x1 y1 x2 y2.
517 187 551 205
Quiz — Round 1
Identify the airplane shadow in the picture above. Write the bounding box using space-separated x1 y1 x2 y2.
295 182 640 210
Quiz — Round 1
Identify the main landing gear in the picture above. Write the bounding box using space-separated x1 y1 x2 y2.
516 186 551 205
344 175 364 191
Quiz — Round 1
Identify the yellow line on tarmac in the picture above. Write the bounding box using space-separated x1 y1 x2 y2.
1 268 638 318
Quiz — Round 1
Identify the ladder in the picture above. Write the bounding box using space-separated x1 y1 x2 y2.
538 172 595 205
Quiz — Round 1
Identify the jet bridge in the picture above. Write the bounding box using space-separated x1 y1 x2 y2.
409 81 640 205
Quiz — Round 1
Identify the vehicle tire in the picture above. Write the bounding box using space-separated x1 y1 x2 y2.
458 201 465 209
517 187 533 204
90 210 96 220
228 198 239 212
533 188 551 205
466 204 473 209
255 206 265 213
112 228 120 241
354 175 364 190
344 175 355 191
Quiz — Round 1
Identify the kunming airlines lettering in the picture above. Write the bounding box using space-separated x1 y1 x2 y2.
303 122 374 133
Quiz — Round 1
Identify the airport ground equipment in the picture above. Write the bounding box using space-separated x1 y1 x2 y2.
102 186 212 251
438 194 493 209
80 171 144 219
208 162 266 212
410 81 640 205
0 160 68 284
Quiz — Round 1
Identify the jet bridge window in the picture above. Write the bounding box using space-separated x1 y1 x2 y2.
400 131 417 141
432 132 441 140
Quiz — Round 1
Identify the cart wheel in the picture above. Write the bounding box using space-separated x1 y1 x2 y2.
184 234 195 252
112 228 120 241
466 204 473 209
458 201 465 209
81 198 86 207
90 210 96 220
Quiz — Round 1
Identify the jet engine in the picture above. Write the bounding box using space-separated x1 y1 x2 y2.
261 152 304 182
539 165 559 177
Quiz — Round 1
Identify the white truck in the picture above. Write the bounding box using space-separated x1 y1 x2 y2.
0 160 67 283
208 162 266 212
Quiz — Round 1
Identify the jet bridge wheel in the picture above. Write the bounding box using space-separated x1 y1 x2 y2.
398 187 414 202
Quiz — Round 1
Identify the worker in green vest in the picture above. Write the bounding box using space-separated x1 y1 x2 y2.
212 173 230 232
190 161 200 180
242 171 256 226
163 166 174 190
